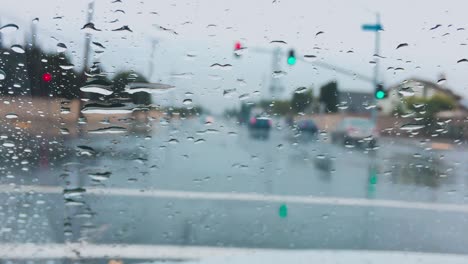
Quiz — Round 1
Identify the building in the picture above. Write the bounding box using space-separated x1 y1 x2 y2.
338 91 373 114
377 78 466 115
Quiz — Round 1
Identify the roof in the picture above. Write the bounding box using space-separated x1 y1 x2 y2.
387 78 462 100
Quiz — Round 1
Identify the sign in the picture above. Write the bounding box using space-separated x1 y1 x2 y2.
362 24 382 31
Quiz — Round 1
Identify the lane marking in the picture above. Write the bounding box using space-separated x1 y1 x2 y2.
1 243 468 261
1 184 468 213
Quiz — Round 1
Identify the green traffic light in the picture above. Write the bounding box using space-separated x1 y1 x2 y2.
287 56 296 65
279 204 288 218
375 90 385 99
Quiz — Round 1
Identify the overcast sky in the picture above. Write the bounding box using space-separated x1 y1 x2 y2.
1 0 468 112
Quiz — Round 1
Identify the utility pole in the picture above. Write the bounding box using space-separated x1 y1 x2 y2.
362 13 382 124
147 39 158 81
269 47 283 97
371 13 381 124
82 1 95 73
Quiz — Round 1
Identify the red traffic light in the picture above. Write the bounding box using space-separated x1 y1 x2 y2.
42 72 52 82
234 41 242 50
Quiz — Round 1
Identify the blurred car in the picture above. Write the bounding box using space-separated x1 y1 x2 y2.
291 119 319 143
248 116 272 139
295 119 318 135
330 117 378 147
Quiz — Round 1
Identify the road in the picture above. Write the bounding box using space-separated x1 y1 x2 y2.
0 117 467 262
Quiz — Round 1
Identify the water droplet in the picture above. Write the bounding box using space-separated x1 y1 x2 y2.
112 25 133 32
76 145 96 156
396 43 408 49
223 88 236 98
32 18 39 24
182 98 193 105
185 92 194 96
270 40 287 44
82 22 101 31
63 188 86 199
89 172 111 181
81 103 135 114
294 87 307 94
11 45 25 53
114 9 125 14
400 123 425 131
303 55 317 61
430 24 441 30
154 25 178 35
5 113 18 119
171 72 194 79
0 70 5 80
59 64 74 70
457 58 468 63
124 83 175 94
272 71 287 78
194 139 205 144
57 43 67 52
398 87 415 97
60 128 70 135
0 24 19 33
210 63 232 70
88 126 127 134
3 141 15 147
437 78 446 84
80 84 113 95
315 31 324 36
238 93 249 100
92 41 106 49
168 138 179 144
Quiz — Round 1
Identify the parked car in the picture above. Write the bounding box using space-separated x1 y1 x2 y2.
331 117 378 147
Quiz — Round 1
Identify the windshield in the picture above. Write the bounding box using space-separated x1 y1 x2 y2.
1 0 467 263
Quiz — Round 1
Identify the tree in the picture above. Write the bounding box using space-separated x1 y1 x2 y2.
405 93 456 120
291 88 313 113
112 71 152 105
319 81 339 113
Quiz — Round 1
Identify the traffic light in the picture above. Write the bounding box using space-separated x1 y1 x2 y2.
234 41 242 57
374 83 386 100
287 49 296 65
42 72 52 82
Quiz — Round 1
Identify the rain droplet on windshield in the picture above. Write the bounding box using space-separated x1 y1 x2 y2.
457 58 468 63
183 99 193 105
294 87 307 94
272 71 287 78
0 70 5 80
210 63 232 70
112 25 133 32
89 172 111 181
400 123 425 131
0 24 19 33
396 43 408 49
57 43 67 52
81 22 101 31
63 188 86 199
5 113 18 119
11 45 25 53
88 126 127 134
80 84 113 95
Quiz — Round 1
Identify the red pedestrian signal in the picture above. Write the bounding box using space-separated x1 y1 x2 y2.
42 72 52 82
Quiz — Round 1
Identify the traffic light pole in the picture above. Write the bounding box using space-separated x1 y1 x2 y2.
371 13 381 124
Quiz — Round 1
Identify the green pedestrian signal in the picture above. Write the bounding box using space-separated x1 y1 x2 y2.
287 49 296 65
279 204 288 218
